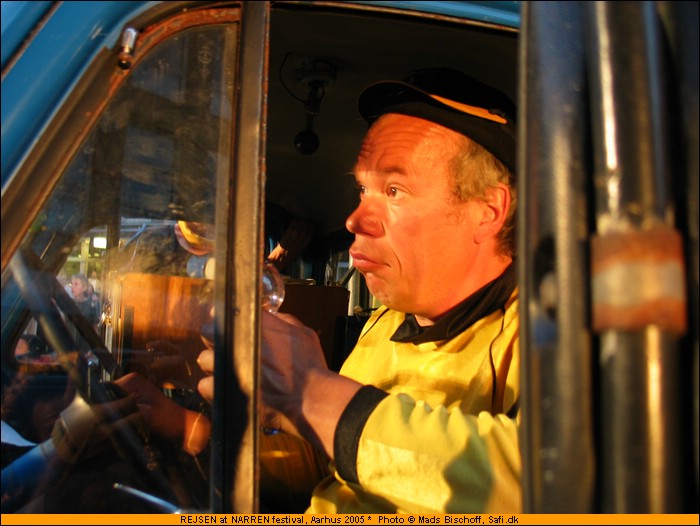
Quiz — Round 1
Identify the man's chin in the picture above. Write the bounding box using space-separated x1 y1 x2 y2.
365 282 392 307
365 282 406 312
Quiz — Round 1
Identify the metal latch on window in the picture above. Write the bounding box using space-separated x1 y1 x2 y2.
118 27 139 70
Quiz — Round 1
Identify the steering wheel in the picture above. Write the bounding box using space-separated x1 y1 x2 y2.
4 248 196 512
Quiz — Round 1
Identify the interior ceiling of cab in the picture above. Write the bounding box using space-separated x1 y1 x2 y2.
265 4 518 238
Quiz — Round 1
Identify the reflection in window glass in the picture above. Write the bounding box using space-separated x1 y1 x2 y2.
2 23 236 513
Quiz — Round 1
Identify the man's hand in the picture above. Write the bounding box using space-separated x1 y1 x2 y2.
114 373 211 455
196 350 214 403
113 372 186 444
260 312 363 457
51 390 142 464
197 312 362 458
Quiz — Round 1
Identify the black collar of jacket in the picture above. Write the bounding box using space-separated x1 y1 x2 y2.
390 262 516 344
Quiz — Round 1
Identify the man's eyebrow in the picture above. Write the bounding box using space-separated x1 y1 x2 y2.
348 165 408 180
381 165 407 175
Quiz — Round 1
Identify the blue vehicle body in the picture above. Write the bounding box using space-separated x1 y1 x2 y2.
2 1 153 186
1 0 519 189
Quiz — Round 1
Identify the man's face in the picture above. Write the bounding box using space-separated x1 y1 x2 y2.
346 113 485 320
70 278 87 298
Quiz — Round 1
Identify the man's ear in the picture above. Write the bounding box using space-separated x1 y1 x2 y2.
474 183 511 245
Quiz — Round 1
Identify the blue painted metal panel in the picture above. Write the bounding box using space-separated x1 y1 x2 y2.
1 0 521 190
1 1 153 189
0 1 55 69
347 1 520 28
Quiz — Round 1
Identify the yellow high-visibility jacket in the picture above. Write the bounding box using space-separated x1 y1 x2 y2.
262 268 520 514
309 285 520 513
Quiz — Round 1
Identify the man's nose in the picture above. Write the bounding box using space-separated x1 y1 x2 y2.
345 199 383 237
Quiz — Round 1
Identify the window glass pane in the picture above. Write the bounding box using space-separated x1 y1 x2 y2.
2 23 236 513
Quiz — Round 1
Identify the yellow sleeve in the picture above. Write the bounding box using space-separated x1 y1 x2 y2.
353 393 521 513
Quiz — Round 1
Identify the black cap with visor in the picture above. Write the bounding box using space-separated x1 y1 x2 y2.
358 68 516 173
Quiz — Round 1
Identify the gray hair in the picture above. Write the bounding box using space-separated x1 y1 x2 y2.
450 136 517 258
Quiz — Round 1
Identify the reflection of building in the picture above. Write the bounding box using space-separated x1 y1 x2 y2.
63 219 178 277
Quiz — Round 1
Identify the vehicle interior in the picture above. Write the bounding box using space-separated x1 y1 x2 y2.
0 1 518 513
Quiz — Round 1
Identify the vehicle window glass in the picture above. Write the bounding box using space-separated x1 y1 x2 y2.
1 22 236 513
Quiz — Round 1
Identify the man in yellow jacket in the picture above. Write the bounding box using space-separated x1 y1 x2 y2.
126 67 519 513
234 67 519 513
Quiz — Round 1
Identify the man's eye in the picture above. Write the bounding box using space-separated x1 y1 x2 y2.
387 187 400 198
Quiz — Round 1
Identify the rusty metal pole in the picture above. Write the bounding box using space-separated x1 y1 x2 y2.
519 1 595 513
586 1 687 512
657 1 700 507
